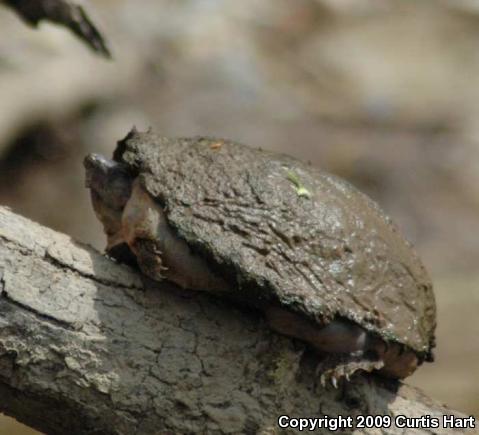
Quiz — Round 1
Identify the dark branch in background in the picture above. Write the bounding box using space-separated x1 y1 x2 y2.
2 0 110 57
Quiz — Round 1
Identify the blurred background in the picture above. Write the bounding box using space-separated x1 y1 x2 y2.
0 0 478 433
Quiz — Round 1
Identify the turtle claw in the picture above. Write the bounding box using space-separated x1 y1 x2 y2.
331 376 338 389
316 353 385 388
318 365 343 388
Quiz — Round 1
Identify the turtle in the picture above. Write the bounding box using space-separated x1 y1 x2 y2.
84 128 436 385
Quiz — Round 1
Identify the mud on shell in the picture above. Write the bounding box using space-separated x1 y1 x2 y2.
84 129 436 382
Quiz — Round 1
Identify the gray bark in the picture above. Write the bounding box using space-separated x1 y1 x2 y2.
0 206 475 434
1 0 110 57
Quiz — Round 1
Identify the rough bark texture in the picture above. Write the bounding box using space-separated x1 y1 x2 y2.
1 0 110 57
0 206 475 434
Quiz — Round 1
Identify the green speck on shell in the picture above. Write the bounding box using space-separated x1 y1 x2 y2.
284 168 312 199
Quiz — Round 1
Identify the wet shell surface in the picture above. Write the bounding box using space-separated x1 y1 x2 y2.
110 130 436 360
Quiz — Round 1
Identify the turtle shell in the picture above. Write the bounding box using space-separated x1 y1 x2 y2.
115 130 436 358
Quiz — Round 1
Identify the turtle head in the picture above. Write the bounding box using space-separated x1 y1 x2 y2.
84 153 135 255
84 154 134 208
85 151 229 292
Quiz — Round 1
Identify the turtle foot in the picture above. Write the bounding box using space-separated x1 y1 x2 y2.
316 353 384 388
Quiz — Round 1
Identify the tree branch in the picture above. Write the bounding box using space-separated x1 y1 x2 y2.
0 206 474 434
2 0 110 57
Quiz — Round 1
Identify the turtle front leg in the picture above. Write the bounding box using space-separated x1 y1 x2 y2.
121 178 230 292
131 237 168 281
